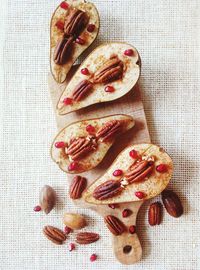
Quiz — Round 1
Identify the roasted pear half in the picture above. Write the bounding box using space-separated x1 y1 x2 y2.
83 144 173 204
57 42 141 114
50 0 100 83
51 114 135 173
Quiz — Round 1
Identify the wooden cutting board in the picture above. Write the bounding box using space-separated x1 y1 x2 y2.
48 67 151 265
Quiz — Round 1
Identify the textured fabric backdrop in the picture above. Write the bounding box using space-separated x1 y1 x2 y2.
0 0 200 269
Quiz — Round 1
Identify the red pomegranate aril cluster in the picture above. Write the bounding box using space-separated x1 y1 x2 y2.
68 243 75 251
86 124 96 134
113 169 123 177
156 164 168 173
60 1 69 10
105 85 115 92
68 161 79 171
55 141 66 149
55 21 64 31
129 149 138 159
135 191 146 199
75 37 85 45
124 49 134 56
63 97 73 105
90 254 97 262
81 68 90 75
108 203 118 209
64 226 72 235
122 208 132 218
34 205 41 212
87 24 95 32
129 225 136 234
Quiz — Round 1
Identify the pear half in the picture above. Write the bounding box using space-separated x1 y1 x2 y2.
83 144 173 204
51 114 134 174
50 0 100 83
57 42 141 115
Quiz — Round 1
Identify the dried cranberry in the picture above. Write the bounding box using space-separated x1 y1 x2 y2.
55 21 64 31
55 141 66 148
156 164 168 173
105 85 115 92
34 205 41 212
135 191 146 199
90 254 97 262
113 169 123 177
129 225 136 234
124 49 134 56
87 24 95 32
129 149 138 159
63 97 73 105
81 68 90 75
75 37 85 45
60 1 69 9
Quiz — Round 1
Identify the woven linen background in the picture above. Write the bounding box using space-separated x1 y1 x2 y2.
0 0 200 269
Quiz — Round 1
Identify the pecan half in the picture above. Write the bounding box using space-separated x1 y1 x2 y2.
75 232 99 244
125 160 154 183
66 137 97 160
93 56 124 84
162 190 183 218
72 80 93 101
54 35 74 65
104 215 126 236
93 180 123 200
64 8 88 36
70 175 87 199
148 202 162 226
43 226 66 245
96 120 122 142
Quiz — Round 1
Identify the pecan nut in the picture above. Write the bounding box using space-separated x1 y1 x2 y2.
125 160 154 183
104 215 126 235
96 120 122 142
93 56 124 84
43 226 66 245
69 175 87 199
93 180 123 200
148 202 162 226
75 232 100 244
162 190 183 218
72 80 93 101
54 35 74 65
66 137 97 160
64 8 88 36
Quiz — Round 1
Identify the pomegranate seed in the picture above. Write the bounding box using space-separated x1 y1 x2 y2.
55 141 66 148
75 37 85 45
90 254 97 262
64 226 72 235
129 149 138 159
34 205 41 212
81 68 90 75
124 49 134 56
156 164 168 173
135 191 146 199
68 161 79 171
122 208 132 218
105 85 115 92
68 243 75 251
108 203 118 209
55 21 64 30
60 1 69 9
129 225 136 234
63 97 73 105
86 124 95 134
87 24 95 32
113 169 123 177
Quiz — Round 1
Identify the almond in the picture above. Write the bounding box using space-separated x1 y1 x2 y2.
63 213 87 230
